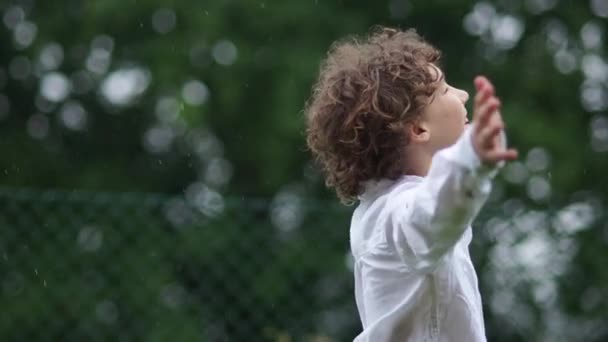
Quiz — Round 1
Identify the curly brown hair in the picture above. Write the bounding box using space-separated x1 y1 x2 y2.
305 26 442 204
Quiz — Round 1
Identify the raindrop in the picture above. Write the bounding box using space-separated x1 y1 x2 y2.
59 101 88 131
590 115 608 152
270 188 304 234
490 15 525 50
203 157 233 187
163 197 195 228
9 55 31 80
580 21 603 50
580 80 607 112
100 68 151 106
490 289 516 315
38 43 64 71
40 72 71 102
185 182 225 217
527 176 551 201
151 8 177 34
13 20 37 48
484 217 511 243
526 147 551 172
188 129 224 160
91 35 114 52
543 19 568 51
553 202 595 234
199 189 225 217
155 96 180 123
532 280 557 307
182 80 209 106
553 49 577 74
86 48 111 75
524 0 558 14
591 0 608 18
212 40 238 66
513 210 547 235
503 161 528 184
143 125 174 154
3 6 25 30
581 54 608 82
26 114 49 140
77 225 104 252
463 2 496 36
514 231 552 271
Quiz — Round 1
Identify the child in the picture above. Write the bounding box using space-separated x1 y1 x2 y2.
305 27 518 341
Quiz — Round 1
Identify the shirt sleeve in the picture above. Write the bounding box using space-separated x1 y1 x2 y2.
390 126 502 272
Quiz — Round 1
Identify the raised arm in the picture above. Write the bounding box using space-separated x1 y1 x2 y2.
392 76 518 272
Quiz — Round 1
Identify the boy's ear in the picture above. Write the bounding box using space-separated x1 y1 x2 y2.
406 120 430 143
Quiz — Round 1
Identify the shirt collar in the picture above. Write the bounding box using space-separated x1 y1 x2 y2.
358 174 424 201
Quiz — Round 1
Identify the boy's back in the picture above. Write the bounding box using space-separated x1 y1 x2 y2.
350 128 491 341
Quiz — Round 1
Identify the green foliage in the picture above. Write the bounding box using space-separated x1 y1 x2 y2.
1 0 607 341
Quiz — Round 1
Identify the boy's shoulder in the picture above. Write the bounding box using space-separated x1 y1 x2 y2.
350 176 424 256
356 175 424 220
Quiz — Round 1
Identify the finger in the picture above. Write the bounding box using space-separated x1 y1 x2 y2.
473 87 494 106
491 111 504 127
474 98 500 131
474 84 494 109
475 76 495 94
479 123 504 148
485 148 518 162
474 76 493 92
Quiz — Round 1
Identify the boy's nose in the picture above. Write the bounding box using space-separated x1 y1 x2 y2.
459 89 469 103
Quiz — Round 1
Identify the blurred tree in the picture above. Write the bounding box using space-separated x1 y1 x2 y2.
1 0 607 341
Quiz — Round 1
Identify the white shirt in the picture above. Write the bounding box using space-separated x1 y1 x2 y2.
350 127 498 342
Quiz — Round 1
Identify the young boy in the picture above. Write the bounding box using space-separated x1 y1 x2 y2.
305 27 518 341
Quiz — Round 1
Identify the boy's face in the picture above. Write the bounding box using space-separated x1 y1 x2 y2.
419 65 470 152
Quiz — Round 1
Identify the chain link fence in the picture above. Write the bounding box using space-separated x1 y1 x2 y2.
0 186 359 341
1 185 605 341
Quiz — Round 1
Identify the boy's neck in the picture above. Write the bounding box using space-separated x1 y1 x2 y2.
403 146 433 177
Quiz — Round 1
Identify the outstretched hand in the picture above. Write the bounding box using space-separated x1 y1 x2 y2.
471 76 518 165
